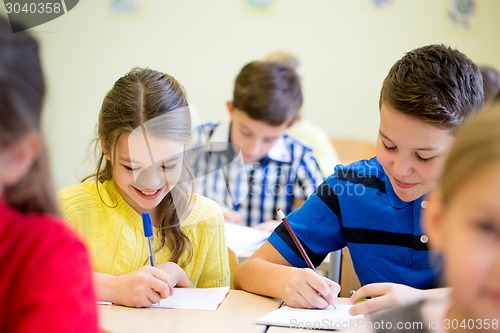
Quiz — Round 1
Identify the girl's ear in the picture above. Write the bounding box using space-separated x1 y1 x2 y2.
422 190 445 253
0 131 41 187
100 140 110 161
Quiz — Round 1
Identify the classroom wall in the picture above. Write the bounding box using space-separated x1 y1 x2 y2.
10 0 500 189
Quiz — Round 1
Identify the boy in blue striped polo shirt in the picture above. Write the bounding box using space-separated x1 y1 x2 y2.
192 61 324 230
235 45 484 314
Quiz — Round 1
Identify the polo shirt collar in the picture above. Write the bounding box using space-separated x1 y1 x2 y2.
208 120 292 164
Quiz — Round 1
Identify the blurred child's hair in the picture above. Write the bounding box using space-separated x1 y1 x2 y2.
479 65 500 105
233 61 302 126
380 44 484 129
440 111 500 205
266 51 300 72
0 18 58 214
85 67 193 264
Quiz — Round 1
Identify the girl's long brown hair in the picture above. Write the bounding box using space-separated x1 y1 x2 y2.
0 18 58 215
84 68 193 264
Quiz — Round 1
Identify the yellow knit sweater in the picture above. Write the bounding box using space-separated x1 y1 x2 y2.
57 180 229 288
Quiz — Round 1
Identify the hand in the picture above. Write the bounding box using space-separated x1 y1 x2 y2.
280 268 340 309
224 210 241 224
112 266 175 307
157 262 194 288
349 282 429 315
254 220 281 231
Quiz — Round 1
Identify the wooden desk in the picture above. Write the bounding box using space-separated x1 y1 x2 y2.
99 290 281 333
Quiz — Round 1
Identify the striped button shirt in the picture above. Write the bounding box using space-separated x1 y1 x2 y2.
192 121 325 227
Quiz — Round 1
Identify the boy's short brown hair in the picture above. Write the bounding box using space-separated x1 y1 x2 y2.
232 61 302 126
380 44 484 129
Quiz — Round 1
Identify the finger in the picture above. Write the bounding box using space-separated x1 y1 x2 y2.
149 269 173 298
306 275 336 307
301 283 332 309
292 289 320 309
151 266 172 283
323 277 341 296
349 296 393 316
146 288 163 305
349 283 390 303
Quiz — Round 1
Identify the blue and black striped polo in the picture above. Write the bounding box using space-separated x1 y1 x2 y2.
269 157 440 288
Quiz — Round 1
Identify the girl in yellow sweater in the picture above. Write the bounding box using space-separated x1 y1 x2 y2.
58 68 229 307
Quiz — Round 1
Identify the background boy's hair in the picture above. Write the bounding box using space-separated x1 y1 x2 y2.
440 110 500 205
0 17 58 214
380 44 484 129
479 65 500 105
232 60 302 126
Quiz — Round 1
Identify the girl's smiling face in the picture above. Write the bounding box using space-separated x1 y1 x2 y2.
377 103 454 202
107 131 184 216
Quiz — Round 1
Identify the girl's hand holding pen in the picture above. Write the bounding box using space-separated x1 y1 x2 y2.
280 267 340 309
110 263 194 308
112 266 175 307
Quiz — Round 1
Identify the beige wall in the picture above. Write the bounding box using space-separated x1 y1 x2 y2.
16 0 500 189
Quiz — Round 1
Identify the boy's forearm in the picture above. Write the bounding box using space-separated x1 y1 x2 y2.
234 257 296 299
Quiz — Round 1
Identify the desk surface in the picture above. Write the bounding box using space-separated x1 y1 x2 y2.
99 290 281 333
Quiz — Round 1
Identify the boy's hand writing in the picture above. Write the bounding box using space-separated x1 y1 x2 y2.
280 268 340 309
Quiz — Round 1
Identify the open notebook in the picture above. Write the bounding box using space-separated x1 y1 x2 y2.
150 286 230 310
224 222 271 257
257 304 363 330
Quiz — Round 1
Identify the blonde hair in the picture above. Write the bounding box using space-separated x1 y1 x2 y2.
440 110 500 204
266 51 300 71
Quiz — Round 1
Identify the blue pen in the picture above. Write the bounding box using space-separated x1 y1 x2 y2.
142 212 156 267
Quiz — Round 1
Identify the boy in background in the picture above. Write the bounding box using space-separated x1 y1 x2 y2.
193 61 324 231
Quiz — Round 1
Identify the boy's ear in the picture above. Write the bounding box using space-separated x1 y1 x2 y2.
422 190 445 253
0 132 41 187
226 101 234 114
